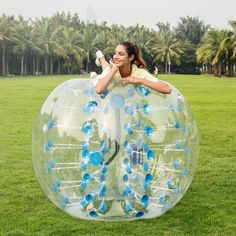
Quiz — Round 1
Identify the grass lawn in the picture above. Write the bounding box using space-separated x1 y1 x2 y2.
0 74 235 236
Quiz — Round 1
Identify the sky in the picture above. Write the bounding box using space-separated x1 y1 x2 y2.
0 0 235 30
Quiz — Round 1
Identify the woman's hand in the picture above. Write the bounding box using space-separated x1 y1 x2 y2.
120 76 142 84
109 59 119 73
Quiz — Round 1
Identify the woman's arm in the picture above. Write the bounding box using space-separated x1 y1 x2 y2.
121 76 171 94
96 60 118 94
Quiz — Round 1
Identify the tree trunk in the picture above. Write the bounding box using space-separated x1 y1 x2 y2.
21 56 24 76
218 63 222 77
36 57 39 74
168 62 171 74
57 59 60 74
50 57 53 75
32 58 35 75
86 51 90 73
6 58 9 76
45 55 48 75
228 61 233 77
165 60 168 74
213 65 218 76
2 45 6 76
86 60 89 73
24 58 27 75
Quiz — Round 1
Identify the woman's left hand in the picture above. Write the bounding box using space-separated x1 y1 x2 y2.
120 76 141 84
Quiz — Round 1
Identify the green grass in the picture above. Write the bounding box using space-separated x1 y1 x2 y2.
0 74 235 236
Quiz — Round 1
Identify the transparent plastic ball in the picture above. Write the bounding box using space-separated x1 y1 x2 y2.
32 78 198 221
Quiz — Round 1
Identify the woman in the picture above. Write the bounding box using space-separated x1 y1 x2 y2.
95 41 171 94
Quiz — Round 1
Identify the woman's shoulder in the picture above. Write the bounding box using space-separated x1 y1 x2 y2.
132 64 158 82
132 64 149 76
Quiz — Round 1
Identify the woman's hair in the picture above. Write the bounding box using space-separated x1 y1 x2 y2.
119 41 146 68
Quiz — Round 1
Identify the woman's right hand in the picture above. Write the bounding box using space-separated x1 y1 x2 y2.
109 59 119 73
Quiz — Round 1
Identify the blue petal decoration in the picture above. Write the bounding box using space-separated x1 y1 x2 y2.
100 184 107 194
143 182 149 190
43 140 54 152
122 175 129 183
181 168 188 175
143 103 150 115
175 141 183 149
128 85 135 97
89 152 103 166
174 122 180 129
82 122 93 135
101 165 107 174
123 140 128 147
141 195 149 208
100 141 108 154
89 211 98 217
135 211 144 218
110 93 125 109
82 143 89 151
124 123 133 135
100 174 106 182
89 100 97 107
80 182 87 189
99 201 107 212
137 85 151 96
124 105 134 115
162 205 170 211
159 195 166 203
51 179 61 192
85 194 94 203
126 165 132 174
82 149 89 158
82 163 88 170
172 160 180 169
122 191 128 198
123 158 129 166
80 199 87 208
100 88 109 98
184 147 190 156
46 120 56 129
144 126 154 137
83 104 95 114
167 179 174 188
63 195 69 204
125 202 132 212
82 173 92 182
145 173 153 183
143 162 149 171
147 149 155 161
173 188 180 195
143 143 149 153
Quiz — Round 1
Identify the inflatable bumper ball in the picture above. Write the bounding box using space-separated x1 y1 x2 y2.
32 78 199 221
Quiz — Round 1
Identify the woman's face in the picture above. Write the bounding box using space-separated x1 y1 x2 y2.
113 45 134 68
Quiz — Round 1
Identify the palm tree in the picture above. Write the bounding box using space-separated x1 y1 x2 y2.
226 21 236 76
196 29 230 77
109 24 131 48
152 30 183 74
175 16 210 45
33 18 61 75
92 22 113 55
12 16 35 76
60 27 84 74
78 23 101 72
156 22 171 32
130 25 154 56
0 14 15 76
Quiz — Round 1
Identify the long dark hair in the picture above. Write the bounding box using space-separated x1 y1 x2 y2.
119 41 146 68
